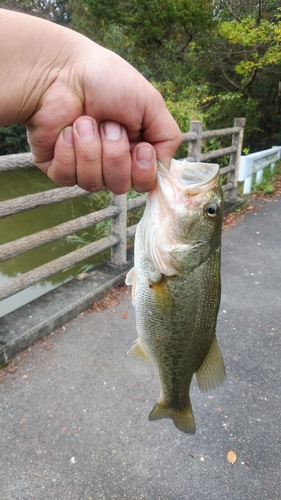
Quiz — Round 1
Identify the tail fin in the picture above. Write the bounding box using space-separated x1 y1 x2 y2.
148 400 195 434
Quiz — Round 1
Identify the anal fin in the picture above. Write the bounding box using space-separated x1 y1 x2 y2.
148 400 195 435
196 335 226 392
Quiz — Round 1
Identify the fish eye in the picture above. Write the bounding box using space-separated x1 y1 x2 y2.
204 202 220 219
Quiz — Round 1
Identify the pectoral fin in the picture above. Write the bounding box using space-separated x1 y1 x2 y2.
148 400 195 435
127 339 149 361
196 336 226 392
148 275 172 317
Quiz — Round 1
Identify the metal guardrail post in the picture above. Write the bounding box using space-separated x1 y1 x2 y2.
110 193 128 266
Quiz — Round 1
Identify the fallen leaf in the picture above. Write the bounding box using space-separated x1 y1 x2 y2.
217 407 224 413
61 427 68 432
226 450 237 464
4 363 18 374
89 284 128 312
122 312 128 319
44 344 53 350
246 460 250 466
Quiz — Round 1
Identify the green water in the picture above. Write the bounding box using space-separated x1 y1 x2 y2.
0 168 111 317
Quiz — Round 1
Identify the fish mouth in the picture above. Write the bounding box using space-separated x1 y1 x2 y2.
157 159 220 195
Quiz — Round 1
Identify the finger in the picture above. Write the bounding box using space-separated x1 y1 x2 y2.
100 121 132 194
141 91 182 169
83 55 182 167
46 126 77 186
25 83 83 175
131 143 157 192
73 117 104 191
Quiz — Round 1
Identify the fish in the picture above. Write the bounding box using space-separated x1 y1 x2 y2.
125 158 226 434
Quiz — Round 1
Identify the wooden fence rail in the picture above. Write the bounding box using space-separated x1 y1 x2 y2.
0 118 245 308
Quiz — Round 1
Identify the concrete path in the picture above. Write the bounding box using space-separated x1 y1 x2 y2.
0 195 280 500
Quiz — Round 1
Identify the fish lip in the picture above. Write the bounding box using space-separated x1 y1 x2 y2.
157 159 220 195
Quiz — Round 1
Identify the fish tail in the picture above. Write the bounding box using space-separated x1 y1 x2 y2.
148 400 195 435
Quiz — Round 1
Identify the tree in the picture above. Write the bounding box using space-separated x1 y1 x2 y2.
178 0 281 150
68 0 215 82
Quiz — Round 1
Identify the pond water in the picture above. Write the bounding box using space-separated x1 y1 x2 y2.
0 168 111 318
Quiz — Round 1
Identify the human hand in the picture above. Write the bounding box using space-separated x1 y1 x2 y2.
1 10 182 193
26 40 182 194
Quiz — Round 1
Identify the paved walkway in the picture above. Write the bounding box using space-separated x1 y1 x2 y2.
0 195 280 500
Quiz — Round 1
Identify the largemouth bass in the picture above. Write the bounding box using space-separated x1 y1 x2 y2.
125 159 225 434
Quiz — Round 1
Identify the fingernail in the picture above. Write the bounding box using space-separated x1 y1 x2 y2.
76 119 95 142
136 146 154 168
63 127 74 146
103 122 122 140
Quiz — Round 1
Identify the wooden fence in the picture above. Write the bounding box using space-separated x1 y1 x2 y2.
0 118 246 306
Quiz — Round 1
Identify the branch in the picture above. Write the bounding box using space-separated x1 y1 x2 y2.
220 0 242 22
177 29 193 55
242 68 258 90
218 55 242 90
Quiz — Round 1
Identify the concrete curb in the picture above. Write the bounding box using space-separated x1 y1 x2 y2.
0 250 134 364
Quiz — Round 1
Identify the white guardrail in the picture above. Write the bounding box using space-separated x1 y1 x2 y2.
238 146 281 194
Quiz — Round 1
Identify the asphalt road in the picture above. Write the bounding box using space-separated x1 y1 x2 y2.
0 195 280 500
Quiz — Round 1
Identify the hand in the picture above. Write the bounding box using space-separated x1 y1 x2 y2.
1 10 182 193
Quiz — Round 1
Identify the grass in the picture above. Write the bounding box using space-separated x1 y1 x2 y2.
252 163 280 195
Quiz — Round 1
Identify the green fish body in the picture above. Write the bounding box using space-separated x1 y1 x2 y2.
126 159 225 434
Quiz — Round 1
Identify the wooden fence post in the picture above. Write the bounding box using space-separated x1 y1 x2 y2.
188 121 203 161
227 117 246 200
110 193 127 266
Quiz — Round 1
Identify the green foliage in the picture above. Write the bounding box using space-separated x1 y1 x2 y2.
218 13 281 75
252 164 278 194
68 0 215 81
0 124 29 155
0 0 71 25
152 81 204 130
